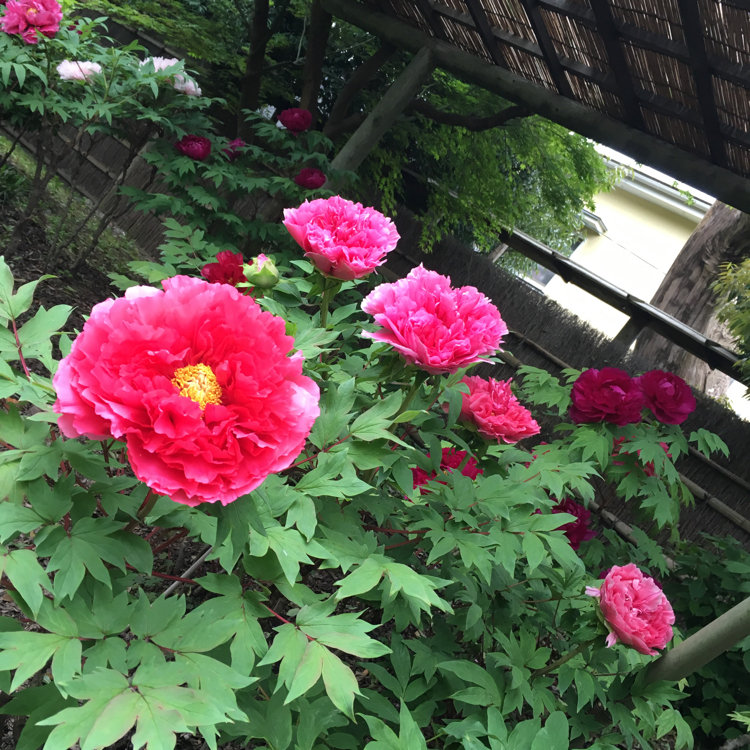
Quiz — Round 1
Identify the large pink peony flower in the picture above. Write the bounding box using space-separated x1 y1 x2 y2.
56 60 102 82
283 196 399 281
412 447 482 492
638 369 696 425
569 367 644 426
1 0 62 43
362 266 507 374
551 497 596 550
53 277 320 507
459 376 539 443
586 563 674 655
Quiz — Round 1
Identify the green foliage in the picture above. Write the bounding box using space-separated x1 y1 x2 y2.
0 241 734 748
713 259 750 394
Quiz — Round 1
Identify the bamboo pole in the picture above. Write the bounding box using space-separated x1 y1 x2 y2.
646 596 750 683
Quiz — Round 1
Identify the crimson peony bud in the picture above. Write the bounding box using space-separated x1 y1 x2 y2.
174 134 211 161
293 167 326 189
278 107 312 133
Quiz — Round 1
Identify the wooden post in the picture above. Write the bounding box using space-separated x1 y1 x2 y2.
329 46 434 174
646 596 750 684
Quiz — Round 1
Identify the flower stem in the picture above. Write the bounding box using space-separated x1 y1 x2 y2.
319 277 342 329
532 638 598 678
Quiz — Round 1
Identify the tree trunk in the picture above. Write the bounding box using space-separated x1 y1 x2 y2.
299 0 332 121
633 201 750 387
237 0 270 136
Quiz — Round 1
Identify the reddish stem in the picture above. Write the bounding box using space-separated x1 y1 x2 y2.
151 529 188 555
289 435 351 469
124 563 197 585
263 603 314 640
11 317 31 378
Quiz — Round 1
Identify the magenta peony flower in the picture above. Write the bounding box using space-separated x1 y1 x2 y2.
551 497 596 550
638 369 696 425
53 277 320 507
175 134 211 161
569 367 644 426
222 137 246 162
1 0 62 43
412 447 482 492
293 167 326 190
56 59 101 82
362 266 507 374
586 563 674 655
201 250 245 286
173 74 201 97
283 196 399 281
459 375 539 443
278 107 312 133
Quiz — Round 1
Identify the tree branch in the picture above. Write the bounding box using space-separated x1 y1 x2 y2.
300 0 332 116
410 100 528 130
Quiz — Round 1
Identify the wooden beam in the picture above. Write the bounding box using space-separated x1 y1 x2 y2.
464 0 508 67
329 46 435 173
321 0 750 214
676 0 727 167
414 0 446 39
589 1 644 128
517 0 573 95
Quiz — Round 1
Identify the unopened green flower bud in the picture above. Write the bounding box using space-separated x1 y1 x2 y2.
244 253 279 289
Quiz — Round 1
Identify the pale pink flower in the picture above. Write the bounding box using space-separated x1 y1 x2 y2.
458 376 539 443
56 60 102 82
586 563 674 655
362 266 507 374
53 277 320 507
1 0 62 44
283 196 399 281
173 74 201 97
140 56 180 73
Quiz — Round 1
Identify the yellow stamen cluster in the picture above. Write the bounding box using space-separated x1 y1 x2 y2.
172 363 222 410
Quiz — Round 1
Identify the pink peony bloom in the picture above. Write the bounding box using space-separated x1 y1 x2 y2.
362 266 507 374
278 107 312 133
638 369 696 425
1 0 62 43
569 367 644 426
56 59 102 82
201 250 245 286
459 376 539 443
140 56 180 73
283 196 399 281
293 167 326 190
53 277 320 507
586 563 674 655
412 447 482 492
173 74 201 97
551 497 596 550
175 134 211 161
222 137 246 162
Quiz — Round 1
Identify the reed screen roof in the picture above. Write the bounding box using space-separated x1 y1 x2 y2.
327 0 750 211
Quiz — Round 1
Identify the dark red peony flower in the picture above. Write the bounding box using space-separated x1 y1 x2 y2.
293 167 326 189
1 0 62 44
53 277 320 507
569 367 644 426
551 497 596 550
201 250 245 286
222 137 246 162
174 134 211 161
412 447 482 493
637 369 696 425
278 107 312 133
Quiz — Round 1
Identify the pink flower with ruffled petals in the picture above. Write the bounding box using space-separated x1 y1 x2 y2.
362 266 507 374
586 563 674 655
569 367 644 426
412 447 482 492
56 60 101 82
53 277 320 507
283 196 399 281
459 376 539 443
638 369 696 425
140 56 180 73
1 0 62 43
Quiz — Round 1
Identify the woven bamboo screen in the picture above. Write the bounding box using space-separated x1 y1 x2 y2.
361 0 750 182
